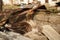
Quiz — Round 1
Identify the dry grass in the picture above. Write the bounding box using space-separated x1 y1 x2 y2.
3 5 20 10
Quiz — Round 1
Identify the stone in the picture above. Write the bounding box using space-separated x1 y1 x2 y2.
57 7 60 11
57 13 60 16
42 25 60 40
34 12 48 22
24 31 48 40
0 32 32 40
49 15 60 24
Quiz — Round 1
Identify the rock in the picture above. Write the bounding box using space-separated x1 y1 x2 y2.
24 31 48 40
49 15 60 24
42 25 60 40
33 12 50 32
33 12 60 34
34 12 49 22
57 7 60 11
54 24 60 34
0 38 4 40
0 32 32 40
57 13 60 16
